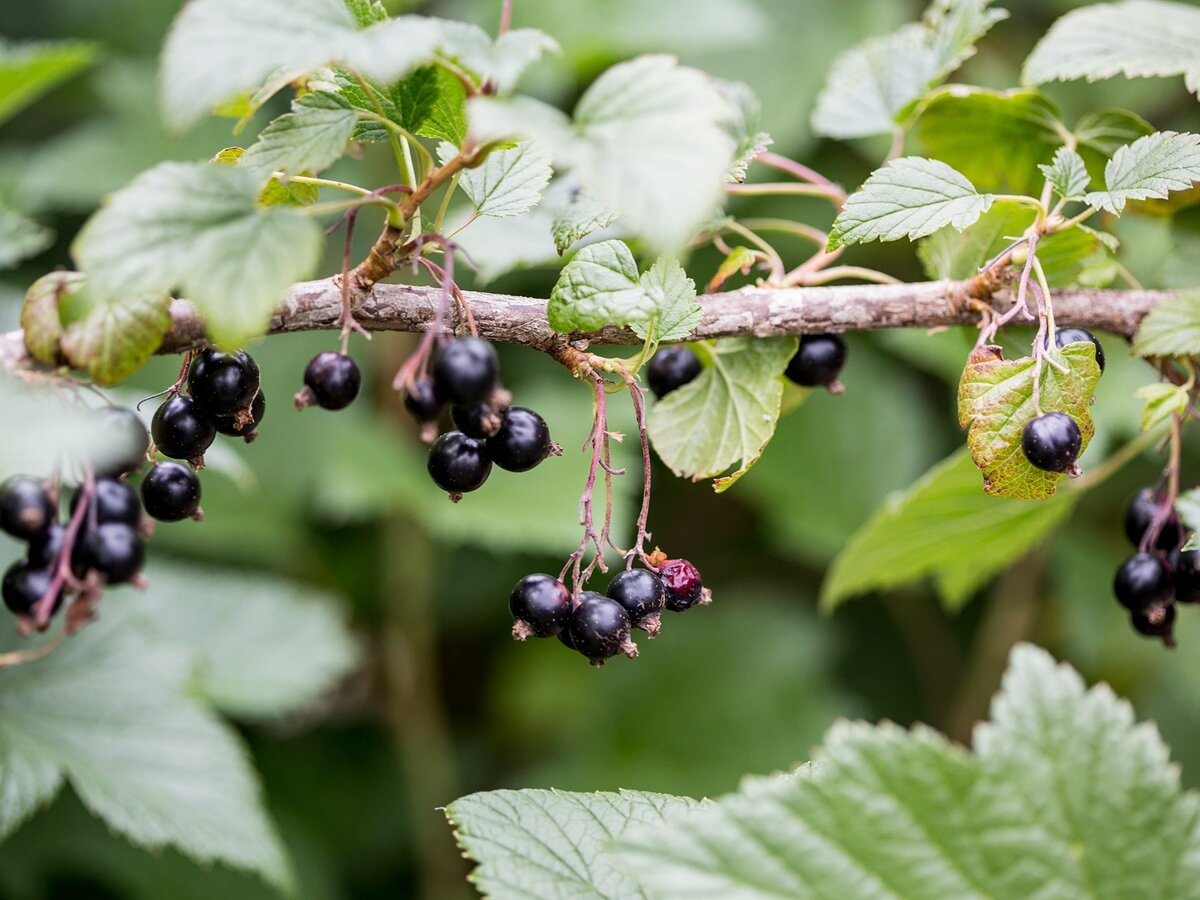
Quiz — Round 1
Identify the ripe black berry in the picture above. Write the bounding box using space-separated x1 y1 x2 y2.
2 562 61 616
487 407 552 473
1114 552 1172 611
91 406 149 476
141 462 201 522
647 346 702 399
607 569 666 635
187 349 260 415
509 574 571 639
71 478 141 528
1052 327 1105 372
427 431 492 496
564 592 637 663
1169 545 1200 603
404 377 444 424
432 337 499 406
1131 602 1176 646
1125 488 1182 550
785 334 847 388
27 523 64 569
1021 412 1081 473
213 389 265 439
452 403 502 440
659 558 708 611
72 522 144 584
0 476 55 542
298 352 361 411
152 394 216 461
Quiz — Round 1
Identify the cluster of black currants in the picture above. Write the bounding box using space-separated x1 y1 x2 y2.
645 333 848 400
1021 328 1105 475
402 336 557 501
149 349 265 521
1113 488 1200 647
507 559 710 666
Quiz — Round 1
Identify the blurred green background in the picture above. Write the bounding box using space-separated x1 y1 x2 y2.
1 0 1199 897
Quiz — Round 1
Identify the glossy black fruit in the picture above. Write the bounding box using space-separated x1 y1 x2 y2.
509 574 571 639
404 377 444 424
27 523 64 569
72 522 144 584
152 394 216 460
141 462 201 522
1125 488 1183 550
564 592 636 662
1114 552 1172 611
1052 327 1105 372
213 389 266 438
187 349 260 415
2 562 61 616
92 406 150 476
647 347 702 399
1021 412 1081 473
71 478 141 528
659 558 706 612
427 431 492 495
785 334 847 388
487 407 552 473
607 569 665 633
432 337 499 406
0 476 55 542
1169 545 1200 603
301 352 361 410
1131 602 1176 644
452 403 502 440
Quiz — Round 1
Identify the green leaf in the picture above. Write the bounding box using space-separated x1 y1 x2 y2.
1085 132 1200 214
0 40 97 126
917 200 1033 280
392 65 467 144
811 0 1009 139
957 342 1101 499
437 23 559 93
59 292 172 385
916 87 1064 194
718 79 772 183
0 203 53 269
1135 383 1189 433
1023 0 1200 100
1176 488 1200 537
344 0 387 27
240 90 358 179
647 336 796 492
440 140 552 219
1074 108 1154 183
547 239 656 333
612 643 1200 899
446 789 704 899
828 157 994 250
1132 291 1200 357
73 161 323 348
822 447 1077 611
550 189 620 255
19 271 77 366
1040 146 1090 199
631 256 702 343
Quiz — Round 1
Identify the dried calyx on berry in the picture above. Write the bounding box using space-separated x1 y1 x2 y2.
427 431 492 499
658 558 711 611
607 568 666 637
647 346 701 400
561 592 638 665
509 574 571 640
1021 412 1082 474
786 334 847 392
213 389 265 441
152 394 216 464
296 352 361 411
452 402 504 440
1113 551 1176 647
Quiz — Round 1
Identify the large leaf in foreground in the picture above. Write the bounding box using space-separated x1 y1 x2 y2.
1084 131 1200 214
1133 291 1200 358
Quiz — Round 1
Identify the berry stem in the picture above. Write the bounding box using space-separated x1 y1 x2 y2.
0 628 66 669
618 369 655 569
1143 412 1184 553
755 151 846 204
499 0 513 35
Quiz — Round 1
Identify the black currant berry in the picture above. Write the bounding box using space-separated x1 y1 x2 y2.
564 592 637 664
1169 545 1200 604
213 389 265 439
432 337 499 406
1114 552 1172 611
607 568 666 636
2 562 61 616
71 478 141 528
298 352 361 411
785 334 847 388
27 523 64 569
647 346 702 399
72 522 144 585
0 476 55 542
187 349 261 415
1125 488 1182 550
487 407 553 473
452 403 503 440
659 558 709 612
1131 602 1176 646
1021 412 1081 473
404 377 444 424
1052 327 1105 372
141 462 201 522
92 406 149 476
152 394 216 461
509 574 571 639
427 431 492 496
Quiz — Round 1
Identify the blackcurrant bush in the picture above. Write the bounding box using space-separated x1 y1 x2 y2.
71 478 141 528
72 522 144 585
659 558 708 612
1021 412 1081 473
141 462 201 522
607 568 666 636
298 352 361 411
2 562 61 616
487 407 553 473
187 349 260 415
1114 552 1172 611
1125 488 1182 550
1131 602 1176 646
785 334 847 388
1169 545 1200 604
404 377 444 424
509 574 571 639
452 403 503 440
427 431 492 496
1051 327 1105 372
0 476 55 542
564 592 637 663
647 347 701 399
152 394 216 461
27 523 64 569
213 389 265 439
432 337 499 406
91 406 149 476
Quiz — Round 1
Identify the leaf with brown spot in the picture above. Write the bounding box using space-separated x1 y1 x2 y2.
60 293 172 385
